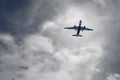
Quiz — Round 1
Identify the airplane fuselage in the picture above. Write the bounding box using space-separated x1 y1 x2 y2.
74 25 84 31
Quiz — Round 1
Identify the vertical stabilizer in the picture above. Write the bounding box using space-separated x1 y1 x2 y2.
79 20 82 26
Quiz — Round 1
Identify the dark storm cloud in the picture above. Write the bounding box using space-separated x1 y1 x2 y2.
0 0 31 33
0 0 65 43
96 0 120 75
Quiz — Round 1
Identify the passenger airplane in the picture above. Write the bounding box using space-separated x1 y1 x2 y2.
64 20 93 37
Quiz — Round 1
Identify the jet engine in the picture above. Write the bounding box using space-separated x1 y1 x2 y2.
84 26 86 29
74 25 76 27
81 26 85 31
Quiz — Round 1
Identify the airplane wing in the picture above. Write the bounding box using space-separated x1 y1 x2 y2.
64 27 77 30
79 20 82 26
84 27 93 31
81 26 93 31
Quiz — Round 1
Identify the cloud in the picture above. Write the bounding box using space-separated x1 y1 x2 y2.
24 34 54 53
0 33 61 80
53 44 102 80
94 0 120 76
0 0 66 43
107 74 120 80
0 0 67 79
0 33 18 55
19 40 102 80
0 0 120 80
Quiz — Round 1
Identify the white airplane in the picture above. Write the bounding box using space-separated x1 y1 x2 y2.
64 20 93 37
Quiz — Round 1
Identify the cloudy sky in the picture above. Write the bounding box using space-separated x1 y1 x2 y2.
0 0 120 80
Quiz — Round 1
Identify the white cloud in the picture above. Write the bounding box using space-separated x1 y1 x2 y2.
107 74 120 80
0 33 15 46
24 34 54 53
0 33 19 55
52 40 103 80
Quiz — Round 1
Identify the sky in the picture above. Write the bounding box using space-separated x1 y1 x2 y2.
0 0 120 80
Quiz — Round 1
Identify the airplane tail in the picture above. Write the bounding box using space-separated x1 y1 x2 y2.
72 34 82 37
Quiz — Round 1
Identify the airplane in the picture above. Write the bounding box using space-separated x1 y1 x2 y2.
64 20 93 37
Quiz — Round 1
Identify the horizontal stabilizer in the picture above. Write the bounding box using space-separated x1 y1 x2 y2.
72 34 82 37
